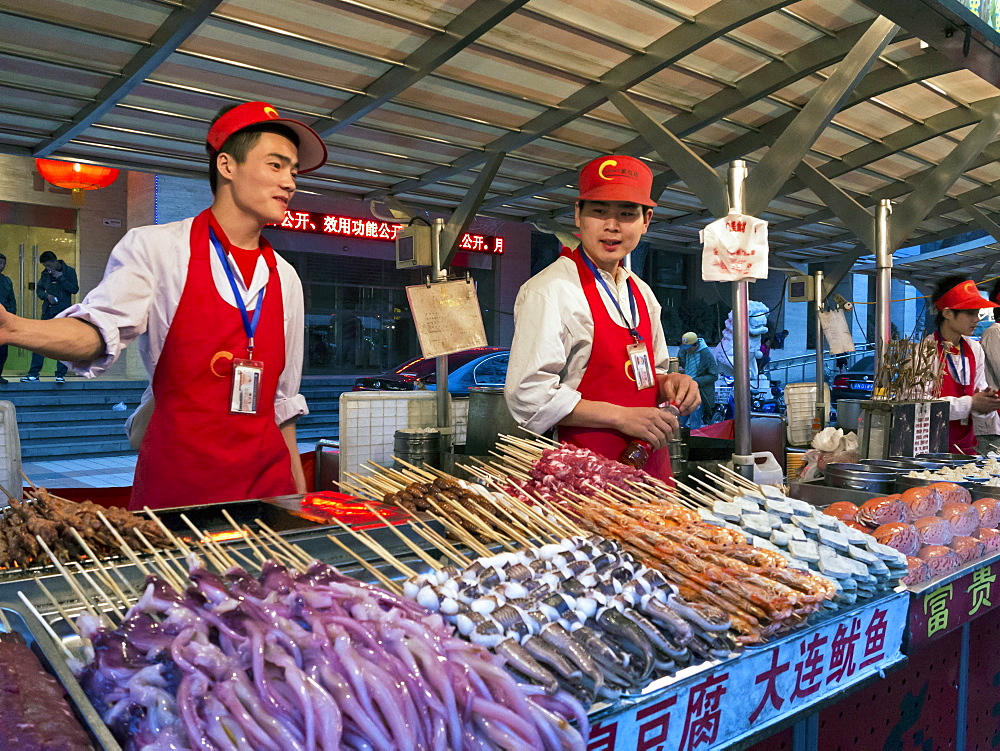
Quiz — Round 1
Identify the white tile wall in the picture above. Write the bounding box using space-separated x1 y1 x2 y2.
338 392 469 485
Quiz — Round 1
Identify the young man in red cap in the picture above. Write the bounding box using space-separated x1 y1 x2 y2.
0 101 328 509
928 276 1000 453
504 155 699 481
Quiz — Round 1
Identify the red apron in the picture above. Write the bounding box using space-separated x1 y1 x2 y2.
130 209 295 510
556 247 673 482
936 333 977 453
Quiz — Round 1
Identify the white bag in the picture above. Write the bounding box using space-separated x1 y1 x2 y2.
701 213 769 282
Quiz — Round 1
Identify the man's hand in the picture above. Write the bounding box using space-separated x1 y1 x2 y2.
0 309 105 361
46 295 56 304
613 405 678 450
972 389 1000 414
659 373 701 416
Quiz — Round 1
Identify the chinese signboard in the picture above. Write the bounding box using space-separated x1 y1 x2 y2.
272 210 504 253
587 591 908 751
908 557 1000 648
955 0 1000 32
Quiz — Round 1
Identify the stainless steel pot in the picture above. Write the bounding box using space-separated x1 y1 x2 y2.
835 399 865 432
824 463 896 493
393 428 441 469
465 387 520 456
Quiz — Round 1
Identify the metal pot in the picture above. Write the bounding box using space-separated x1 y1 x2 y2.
836 399 865 432
393 428 441 470
970 483 1000 501
824 463 896 493
465 387 520 456
860 459 927 472
916 453 982 466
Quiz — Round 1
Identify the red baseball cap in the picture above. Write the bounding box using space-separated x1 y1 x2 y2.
935 279 1000 311
578 155 656 207
206 101 327 173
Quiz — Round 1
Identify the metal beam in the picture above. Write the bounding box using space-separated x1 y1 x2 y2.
889 109 1000 249
744 16 899 216
795 161 876 250
818 246 867 297
440 151 506 266
314 0 530 136
32 0 223 156
962 202 1000 242
532 217 580 250
609 92 729 217
485 19 918 215
368 0 788 200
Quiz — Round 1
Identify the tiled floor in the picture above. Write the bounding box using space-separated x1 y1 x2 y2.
20 442 318 489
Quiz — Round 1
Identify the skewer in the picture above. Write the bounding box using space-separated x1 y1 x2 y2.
344 471 396 499
687 474 734 502
454 495 535 549
67 528 132 606
360 503 442 570
717 465 761 490
33 577 82 636
17 592 75 662
20 469 37 492
130 528 186 592
513 426 561 446
432 494 518 552
671 481 715 509
0 481 17 502
0 607 10 632
33 535 101 619
241 526 290 567
177 515 230 572
421 497 495 557
255 520 315 569
485 483 564 539
72 562 125 621
324 534 401 593
328 517 419 578
96 513 151 577
247 524 306 572
144 507 193 556
398 514 471 567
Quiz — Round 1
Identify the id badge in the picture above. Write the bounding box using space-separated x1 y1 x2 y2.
627 342 655 391
230 359 263 414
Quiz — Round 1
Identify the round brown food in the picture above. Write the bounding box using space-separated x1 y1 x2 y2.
824 501 860 521
872 522 920 556
900 486 944 518
941 502 980 537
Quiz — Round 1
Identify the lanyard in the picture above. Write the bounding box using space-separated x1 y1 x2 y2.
209 228 265 356
937 332 968 386
579 250 641 341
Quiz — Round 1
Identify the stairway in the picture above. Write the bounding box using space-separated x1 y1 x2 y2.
1 376 351 461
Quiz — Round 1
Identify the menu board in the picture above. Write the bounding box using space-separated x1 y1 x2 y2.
406 279 487 358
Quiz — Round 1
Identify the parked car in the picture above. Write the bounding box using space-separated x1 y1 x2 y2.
831 356 875 401
352 347 510 395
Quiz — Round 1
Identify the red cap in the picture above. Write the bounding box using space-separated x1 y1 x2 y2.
206 101 327 173
578 155 656 207
935 279 1000 311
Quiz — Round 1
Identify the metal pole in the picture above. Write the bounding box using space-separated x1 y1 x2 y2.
875 199 893 380
431 218 452 455
815 269 826 433
729 160 754 480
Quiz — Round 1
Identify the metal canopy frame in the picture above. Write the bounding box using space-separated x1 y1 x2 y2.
0 0 998 281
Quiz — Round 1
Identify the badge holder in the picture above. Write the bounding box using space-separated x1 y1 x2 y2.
230 357 264 414
627 340 655 391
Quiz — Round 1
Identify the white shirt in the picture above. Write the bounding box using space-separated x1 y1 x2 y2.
58 217 308 433
922 334 996 430
976 323 1000 435
504 254 669 433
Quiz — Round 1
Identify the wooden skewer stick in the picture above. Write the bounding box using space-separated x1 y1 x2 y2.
343 471 395 499
717 465 761 490
686 474 734 502
383 457 439 482
255 520 315 569
33 577 82 636
324 534 401 593
144 508 193 556
360 503 441 571
17 592 75 662
487 484 564 539
67 528 131 607
454 495 535 549
248 524 305 572
327 517 419 578
177 515 230 572
20 469 37 492
33 536 102 619
72 562 125 621
513 425 560 446
421 496 495 558
131 529 186 592
96 512 151 577
399 514 471 567
241 526 288 567
433 494 517 552
671 481 715 509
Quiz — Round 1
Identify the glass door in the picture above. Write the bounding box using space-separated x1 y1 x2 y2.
0 224 78 377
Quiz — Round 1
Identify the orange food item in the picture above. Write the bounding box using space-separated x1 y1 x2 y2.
950 536 985 565
900 486 944 518
856 496 908 528
824 501 859 521
941 502 980 537
902 556 930 586
913 516 953 546
973 498 1000 529
917 545 961 577
927 482 972 506
872 522 919 556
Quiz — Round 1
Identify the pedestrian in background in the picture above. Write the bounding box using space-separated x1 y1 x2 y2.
678 331 718 430
0 253 15 385
21 250 78 383
976 277 1000 453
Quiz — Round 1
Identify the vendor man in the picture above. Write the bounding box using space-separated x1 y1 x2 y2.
928 276 1000 453
504 155 699 481
0 101 327 509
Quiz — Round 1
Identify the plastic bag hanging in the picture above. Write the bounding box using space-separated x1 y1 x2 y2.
701 213 769 282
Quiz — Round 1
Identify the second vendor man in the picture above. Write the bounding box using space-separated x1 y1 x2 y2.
504 155 699 481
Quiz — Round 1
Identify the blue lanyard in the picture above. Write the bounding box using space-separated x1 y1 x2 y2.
579 251 641 340
209 228 265 355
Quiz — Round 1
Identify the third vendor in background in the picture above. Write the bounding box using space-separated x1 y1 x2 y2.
975 277 1000 452
928 276 1000 453
504 155 699 482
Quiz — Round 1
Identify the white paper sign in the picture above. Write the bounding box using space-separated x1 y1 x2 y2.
701 213 769 282
819 309 856 355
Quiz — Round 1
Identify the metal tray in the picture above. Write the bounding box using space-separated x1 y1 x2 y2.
0 601 120 750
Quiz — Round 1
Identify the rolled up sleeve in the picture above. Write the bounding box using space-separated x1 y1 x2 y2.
57 229 154 377
504 287 582 433
274 266 308 425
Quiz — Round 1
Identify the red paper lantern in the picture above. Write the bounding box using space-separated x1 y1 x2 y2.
35 158 119 205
